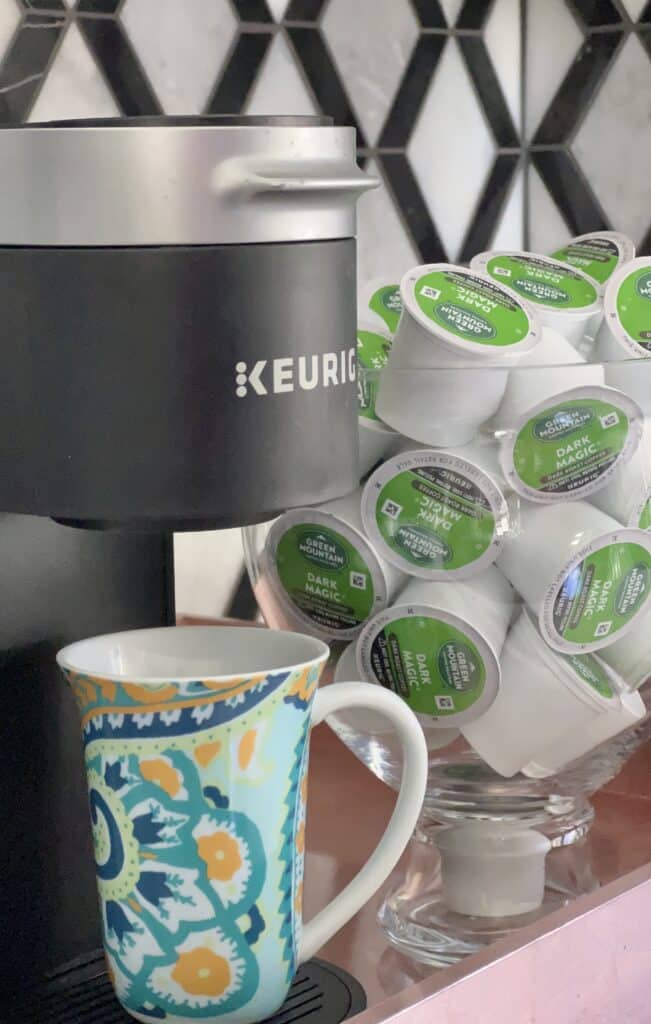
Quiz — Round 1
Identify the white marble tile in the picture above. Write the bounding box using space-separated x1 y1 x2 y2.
485 0 521 130
621 0 648 20
266 0 290 20
573 34 651 245
174 529 245 619
525 0 583 139
0 0 20 63
246 31 317 115
407 38 495 261
322 0 418 145
121 0 238 114
528 163 571 255
29 22 119 122
356 158 419 294
440 0 464 25
491 164 524 251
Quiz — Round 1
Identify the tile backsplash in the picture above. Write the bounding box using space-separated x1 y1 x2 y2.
1 0 648 616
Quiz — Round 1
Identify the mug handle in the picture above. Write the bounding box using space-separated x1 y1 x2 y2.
298 682 428 963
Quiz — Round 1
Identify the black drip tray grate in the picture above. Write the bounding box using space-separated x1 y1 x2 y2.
9 951 366 1024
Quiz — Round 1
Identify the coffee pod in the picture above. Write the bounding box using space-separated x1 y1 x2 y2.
361 447 510 580
471 251 602 351
524 683 646 779
499 384 643 503
595 258 651 414
356 568 513 727
333 640 460 748
376 264 542 447
359 277 403 334
263 488 406 642
550 231 635 291
488 326 604 432
436 823 551 917
462 609 632 777
496 500 651 653
599 605 651 691
357 324 399 477
588 420 651 527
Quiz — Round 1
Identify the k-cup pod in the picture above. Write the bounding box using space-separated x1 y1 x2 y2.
356 567 513 727
500 385 643 503
595 258 651 414
436 823 551 917
361 447 511 580
471 250 602 352
357 323 399 476
376 264 542 447
359 277 403 334
599 605 651 691
550 231 635 291
497 500 651 653
524 682 646 778
462 609 629 777
333 640 460 748
488 325 604 432
588 420 651 527
263 489 406 642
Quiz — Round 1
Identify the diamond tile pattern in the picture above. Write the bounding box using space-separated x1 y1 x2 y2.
0 0 648 273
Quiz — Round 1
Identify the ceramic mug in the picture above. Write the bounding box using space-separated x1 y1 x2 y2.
57 626 427 1024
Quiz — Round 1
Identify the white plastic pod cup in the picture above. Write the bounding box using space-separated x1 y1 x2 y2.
262 488 406 643
595 258 651 415
462 609 633 777
471 250 602 353
588 419 651 528
376 264 542 447
599 604 651 691
496 500 651 653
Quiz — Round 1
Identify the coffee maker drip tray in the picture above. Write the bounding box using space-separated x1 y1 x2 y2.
9 951 366 1024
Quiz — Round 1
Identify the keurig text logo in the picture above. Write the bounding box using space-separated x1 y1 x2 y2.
235 348 356 398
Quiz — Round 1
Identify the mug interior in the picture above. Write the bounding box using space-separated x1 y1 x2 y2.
57 626 328 682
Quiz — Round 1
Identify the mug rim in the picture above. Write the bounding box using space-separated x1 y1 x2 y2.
56 625 330 684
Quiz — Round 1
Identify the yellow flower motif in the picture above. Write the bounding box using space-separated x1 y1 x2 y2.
295 822 305 856
171 948 231 997
139 758 182 798
197 831 243 881
238 729 257 771
294 881 303 915
123 682 178 704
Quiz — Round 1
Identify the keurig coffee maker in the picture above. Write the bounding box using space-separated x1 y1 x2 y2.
0 116 375 1005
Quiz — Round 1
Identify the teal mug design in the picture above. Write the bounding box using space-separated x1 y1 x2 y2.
58 626 427 1024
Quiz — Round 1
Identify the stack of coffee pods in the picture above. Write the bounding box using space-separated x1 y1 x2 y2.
260 235 651 780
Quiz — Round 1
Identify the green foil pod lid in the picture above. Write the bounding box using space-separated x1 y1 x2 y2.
602 257 651 357
551 231 635 290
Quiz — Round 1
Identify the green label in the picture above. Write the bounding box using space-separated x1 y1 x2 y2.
375 463 496 571
357 328 392 422
563 653 614 699
414 269 530 347
511 398 631 497
369 284 402 333
616 267 651 352
551 238 619 286
638 495 651 530
276 524 376 632
369 615 485 715
485 254 598 309
551 541 651 646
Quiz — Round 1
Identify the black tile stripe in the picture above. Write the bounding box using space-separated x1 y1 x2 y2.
286 27 366 143
639 222 651 257
565 0 622 26
0 14 65 123
641 0 651 21
227 568 259 621
378 34 446 148
532 30 622 144
206 31 272 113
639 27 651 57
77 0 123 12
457 35 519 147
456 0 495 31
410 0 446 29
79 17 161 115
284 0 327 21
230 0 273 22
17 1 66 9
379 153 446 262
459 153 520 263
532 149 608 236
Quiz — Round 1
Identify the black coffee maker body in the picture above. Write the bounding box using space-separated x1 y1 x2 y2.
0 116 373 1001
